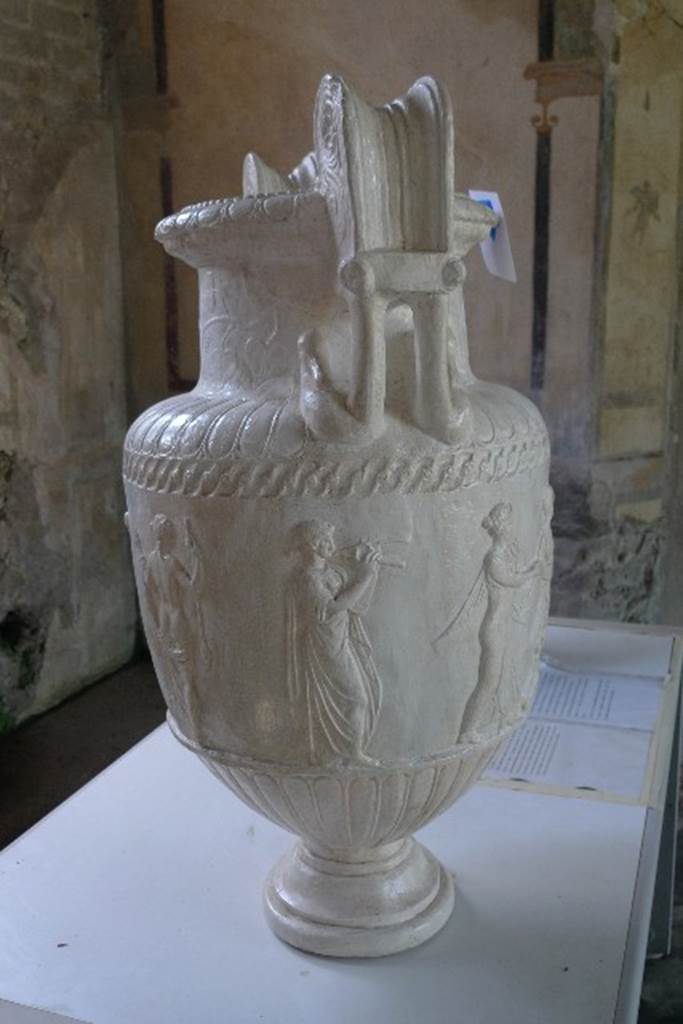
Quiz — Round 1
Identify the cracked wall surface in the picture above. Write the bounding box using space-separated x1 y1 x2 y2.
0 0 136 730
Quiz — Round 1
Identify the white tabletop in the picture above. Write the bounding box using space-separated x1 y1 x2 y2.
0 624 679 1024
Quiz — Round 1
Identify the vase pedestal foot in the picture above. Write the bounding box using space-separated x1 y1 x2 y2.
263 836 455 957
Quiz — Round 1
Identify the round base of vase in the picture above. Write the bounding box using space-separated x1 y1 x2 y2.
263 836 454 957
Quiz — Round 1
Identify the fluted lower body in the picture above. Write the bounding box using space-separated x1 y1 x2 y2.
170 713 505 955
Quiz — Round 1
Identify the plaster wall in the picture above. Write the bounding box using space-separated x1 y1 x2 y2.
556 0 683 623
0 0 137 729
600 8 682 460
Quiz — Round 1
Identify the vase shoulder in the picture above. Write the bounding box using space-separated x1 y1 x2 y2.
123 381 548 499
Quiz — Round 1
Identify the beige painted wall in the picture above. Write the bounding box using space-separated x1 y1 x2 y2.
597 4 682 511
544 94 601 458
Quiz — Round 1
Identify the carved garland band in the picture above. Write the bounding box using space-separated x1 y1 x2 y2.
123 434 549 499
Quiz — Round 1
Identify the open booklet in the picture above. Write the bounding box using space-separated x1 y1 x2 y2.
483 650 672 802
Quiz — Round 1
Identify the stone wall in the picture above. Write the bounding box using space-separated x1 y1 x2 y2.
0 0 136 730
549 0 683 623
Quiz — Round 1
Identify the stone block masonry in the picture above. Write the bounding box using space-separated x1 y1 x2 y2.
0 0 136 730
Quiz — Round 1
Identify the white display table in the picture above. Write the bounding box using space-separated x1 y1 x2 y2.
1 622 680 1024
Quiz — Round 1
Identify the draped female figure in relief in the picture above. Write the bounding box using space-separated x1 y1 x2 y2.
435 502 539 742
139 513 207 734
458 502 539 739
286 521 384 766
530 487 555 661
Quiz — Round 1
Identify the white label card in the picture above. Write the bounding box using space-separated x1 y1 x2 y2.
484 664 666 799
467 189 517 283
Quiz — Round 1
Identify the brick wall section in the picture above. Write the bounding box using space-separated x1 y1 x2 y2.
0 0 136 729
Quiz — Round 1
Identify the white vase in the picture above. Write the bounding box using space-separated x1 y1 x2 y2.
123 74 552 957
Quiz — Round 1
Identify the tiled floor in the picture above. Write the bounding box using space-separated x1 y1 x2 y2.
2 659 682 1020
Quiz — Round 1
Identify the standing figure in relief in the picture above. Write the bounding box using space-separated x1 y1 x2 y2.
498 486 555 718
139 513 207 736
459 502 538 739
436 502 538 742
528 486 555 667
286 520 384 766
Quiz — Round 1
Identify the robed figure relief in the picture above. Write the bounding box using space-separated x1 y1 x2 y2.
286 521 397 766
434 502 538 742
529 487 554 664
504 487 554 710
137 513 208 735
520 485 552 675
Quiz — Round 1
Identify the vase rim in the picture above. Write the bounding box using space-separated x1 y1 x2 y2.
155 189 327 240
